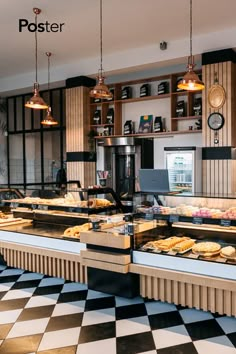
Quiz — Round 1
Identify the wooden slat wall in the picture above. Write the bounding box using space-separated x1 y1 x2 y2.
202 61 236 194
130 264 236 317
66 86 96 187
0 241 87 284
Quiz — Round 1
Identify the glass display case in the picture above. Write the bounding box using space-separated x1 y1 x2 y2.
132 192 236 269
0 186 125 241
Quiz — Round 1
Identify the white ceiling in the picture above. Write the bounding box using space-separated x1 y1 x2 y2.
1 0 236 94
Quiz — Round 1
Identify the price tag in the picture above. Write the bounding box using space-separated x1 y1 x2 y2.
145 213 154 220
193 217 203 225
220 219 231 227
169 215 179 223
10 202 19 208
38 205 48 211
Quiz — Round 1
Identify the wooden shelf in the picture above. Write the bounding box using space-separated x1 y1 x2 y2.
90 124 114 127
172 115 202 121
171 90 202 96
171 91 188 97
90 101 114 106
89 69 202 136
94 130 202 139
115 93 170 104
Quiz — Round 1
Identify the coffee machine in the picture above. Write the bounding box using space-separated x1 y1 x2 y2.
97 137 153 202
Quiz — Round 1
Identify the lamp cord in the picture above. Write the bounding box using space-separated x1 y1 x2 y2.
100 0 103 73
190 0 192 58
35 12 38 83
48 54 50 105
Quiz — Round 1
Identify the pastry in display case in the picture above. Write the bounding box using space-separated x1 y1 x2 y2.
63 222 92 239
132 192 236 264
0 186 125 242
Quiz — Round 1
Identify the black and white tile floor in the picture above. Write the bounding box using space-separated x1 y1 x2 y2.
0 264 235 354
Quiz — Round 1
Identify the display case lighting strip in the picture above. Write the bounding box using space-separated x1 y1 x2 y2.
172 221 236 233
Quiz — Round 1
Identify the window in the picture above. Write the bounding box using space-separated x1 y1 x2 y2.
6 87 66 190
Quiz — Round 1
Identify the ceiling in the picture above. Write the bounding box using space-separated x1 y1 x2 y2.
1 0 236 93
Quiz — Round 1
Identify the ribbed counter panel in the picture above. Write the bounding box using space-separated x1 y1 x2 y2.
0 241 87 284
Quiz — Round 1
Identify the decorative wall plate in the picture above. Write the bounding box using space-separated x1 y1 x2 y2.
208 84 226 109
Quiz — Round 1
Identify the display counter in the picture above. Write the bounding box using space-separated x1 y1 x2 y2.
0 187 125 285
0 191 235 315
130 192 236 316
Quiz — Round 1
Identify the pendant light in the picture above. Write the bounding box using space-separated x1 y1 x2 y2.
89 0 113 100
177 0 204 91
41 52 58 126
25 8 48 109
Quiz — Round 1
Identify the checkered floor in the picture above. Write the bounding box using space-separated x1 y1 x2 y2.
0 265 235 354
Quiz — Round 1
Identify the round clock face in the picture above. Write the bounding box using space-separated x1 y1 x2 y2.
207 112 225 131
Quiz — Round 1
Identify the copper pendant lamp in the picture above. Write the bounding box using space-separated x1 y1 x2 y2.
41 52 58 126
25 8 48 109
177 0 204 91
90 0 113 100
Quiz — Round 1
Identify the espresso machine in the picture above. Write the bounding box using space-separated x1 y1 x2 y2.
97 137 153 204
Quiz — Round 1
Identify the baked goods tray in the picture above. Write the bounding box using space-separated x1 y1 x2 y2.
0 218 32 227
140 242 195 255
62 236 80 242
12 210 89 226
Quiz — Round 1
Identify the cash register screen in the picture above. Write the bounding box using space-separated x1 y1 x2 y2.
139 169 170 193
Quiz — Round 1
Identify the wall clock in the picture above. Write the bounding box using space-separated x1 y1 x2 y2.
207 112 225 131
207 112 225 145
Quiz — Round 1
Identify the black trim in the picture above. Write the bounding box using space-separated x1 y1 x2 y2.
164 146 196 151
66 151 96 162
202 147 236 160
202 48 236 65
8 127 65 134
87 244 131 254
87 267 140 298
13 97 17 132
6 100 10 187
8 86 66 100
22 100 26 187
66 76 96 89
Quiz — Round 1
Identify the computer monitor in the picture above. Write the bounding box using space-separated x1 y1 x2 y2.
139 169 170 193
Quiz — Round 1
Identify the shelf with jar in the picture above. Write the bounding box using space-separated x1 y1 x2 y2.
170 71 202 132
89 70 202 138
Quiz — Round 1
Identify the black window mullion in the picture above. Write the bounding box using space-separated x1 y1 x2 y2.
60 89 64 170
40 125 44 189
6 98 10 187
30 101 34 130
22 100 26 190
13 97 17 132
